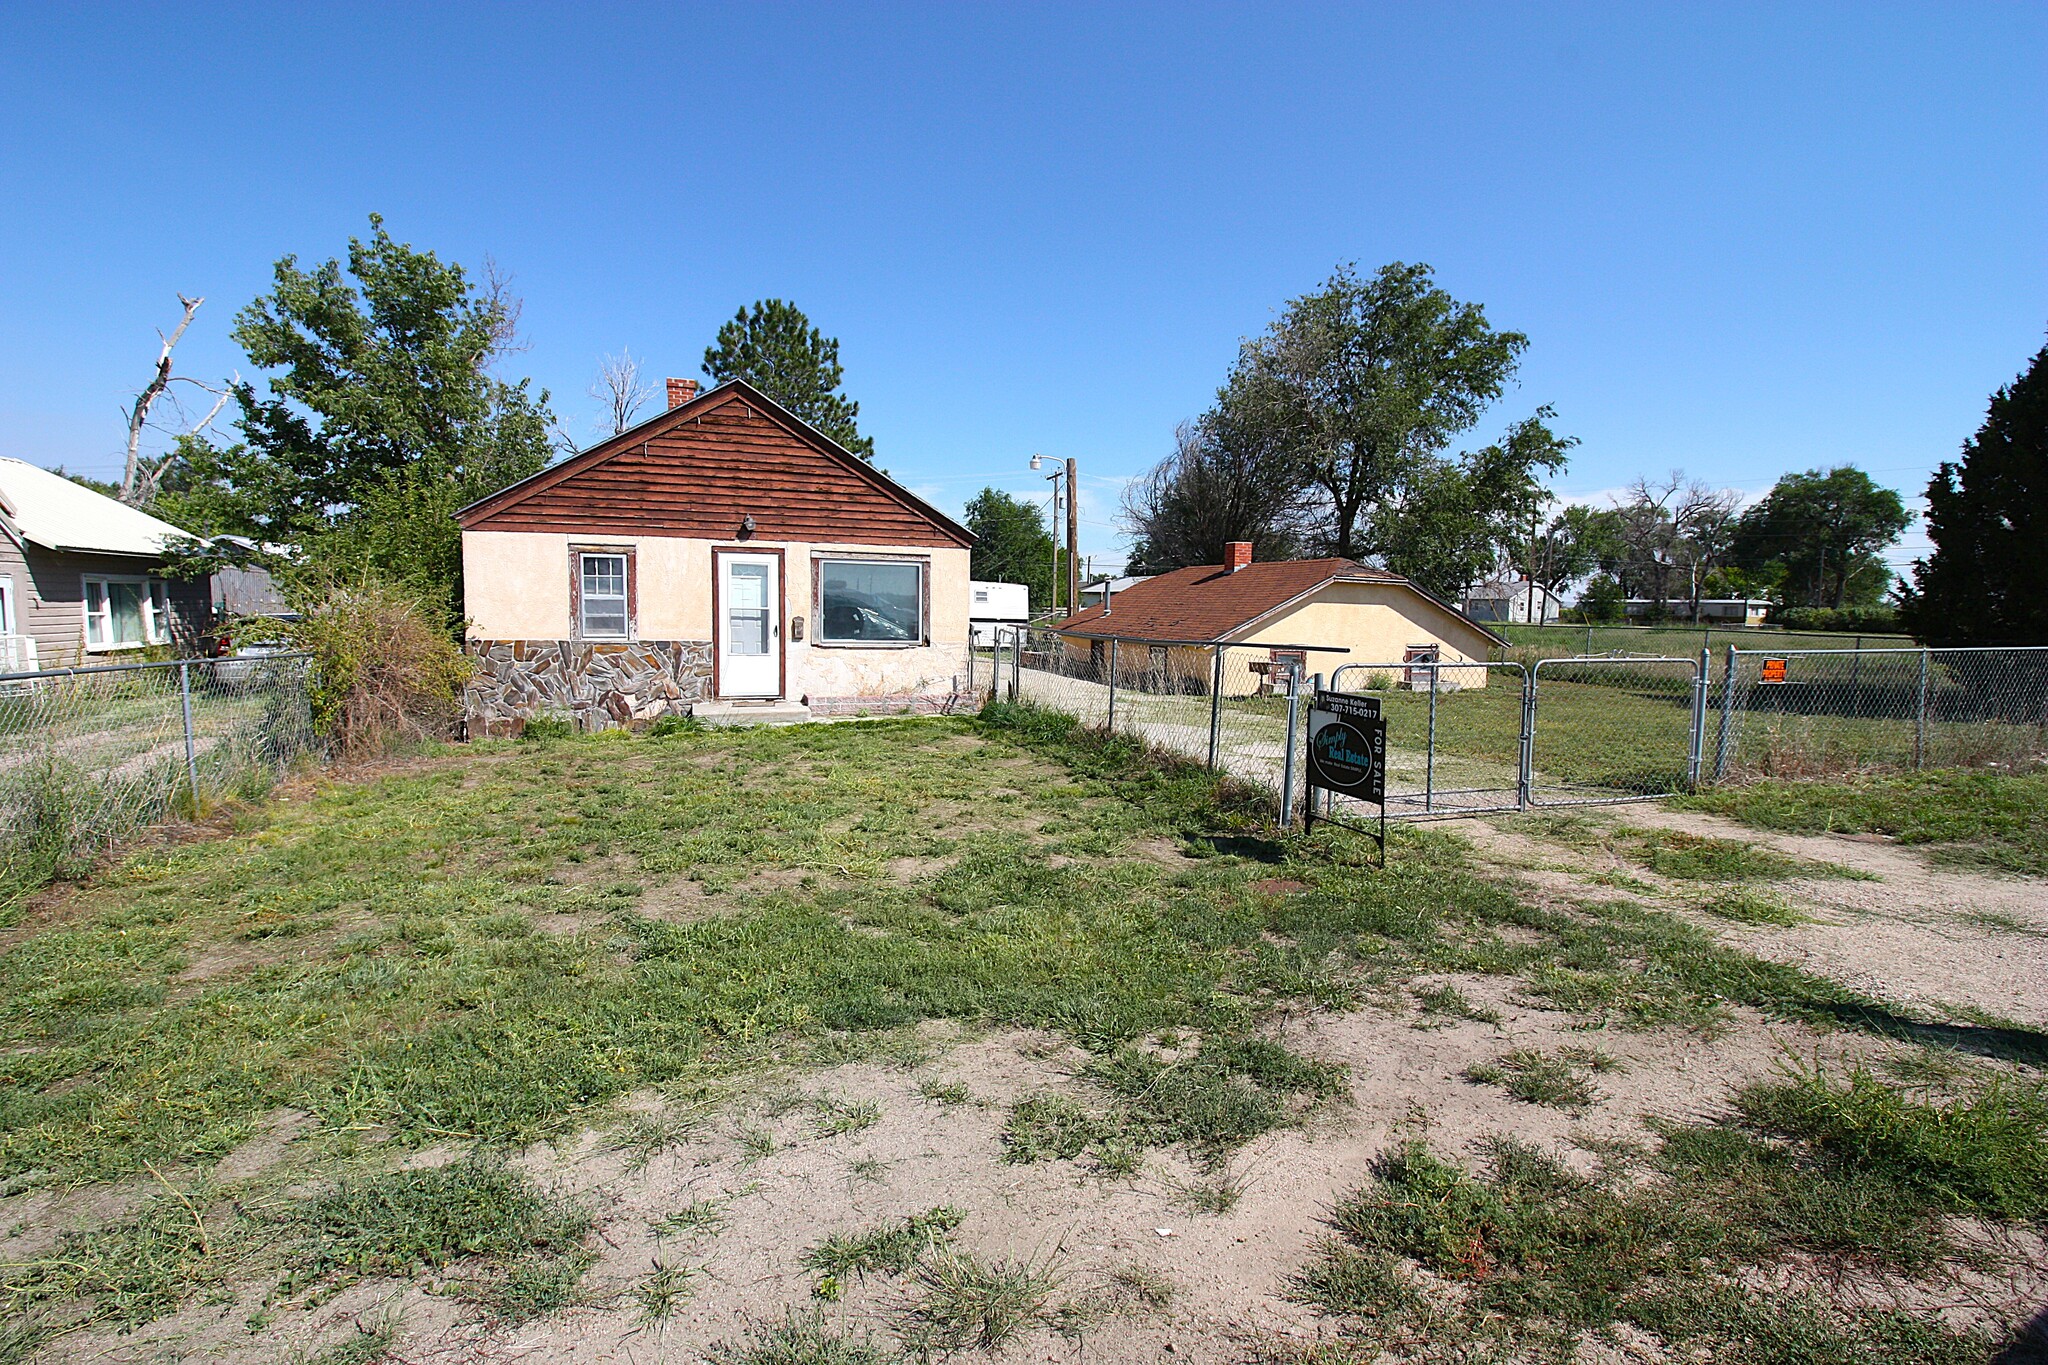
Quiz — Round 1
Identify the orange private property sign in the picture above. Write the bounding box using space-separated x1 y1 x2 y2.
1760 658 1788 684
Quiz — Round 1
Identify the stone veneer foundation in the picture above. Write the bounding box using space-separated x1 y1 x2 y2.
464 639 712 737
465 639 975 735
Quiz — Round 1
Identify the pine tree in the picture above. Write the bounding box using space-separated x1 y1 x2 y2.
1905 342 2048 645
702 300 874 460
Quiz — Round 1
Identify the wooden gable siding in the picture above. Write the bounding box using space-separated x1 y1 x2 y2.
464 395 967 548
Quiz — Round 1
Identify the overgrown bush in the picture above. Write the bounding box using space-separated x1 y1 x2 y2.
243 579 470 759
1769 605 1905 634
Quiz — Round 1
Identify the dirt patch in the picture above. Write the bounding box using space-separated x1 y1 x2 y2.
1254 878 1309 895
635 875 713 924
1470 806 2048 1029
885 855 953 884
1133 836 1198 866
213 1108 315 1183
1630 807 2048 1029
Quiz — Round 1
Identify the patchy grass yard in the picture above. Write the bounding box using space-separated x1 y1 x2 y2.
1 705 2043 1363
1677 768 2048 876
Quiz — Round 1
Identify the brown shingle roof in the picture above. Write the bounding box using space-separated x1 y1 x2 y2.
1050 558 1394 641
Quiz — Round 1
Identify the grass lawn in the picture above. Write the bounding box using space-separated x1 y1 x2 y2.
1 705 2042 1361
1677 769 2048 877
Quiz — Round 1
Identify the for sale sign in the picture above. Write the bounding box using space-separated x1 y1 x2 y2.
1307 692 1385 805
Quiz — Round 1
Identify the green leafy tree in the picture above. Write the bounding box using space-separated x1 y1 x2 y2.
702 300 874 460
1905 342 2048 645
1576 573 1625 622
1227 262 1529 560
1513 503 1622 608
166 215 555 623
1731 466 1910 609
1373 409 1576 599
963 488 1057 612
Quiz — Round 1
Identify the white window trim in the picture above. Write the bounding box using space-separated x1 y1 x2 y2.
82 574 170 652
577 551 631 640
813 556 928 649
0 574 16 637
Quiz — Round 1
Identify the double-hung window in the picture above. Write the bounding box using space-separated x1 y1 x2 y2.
577 552 630 638
83 576 169 651
816 558 925 645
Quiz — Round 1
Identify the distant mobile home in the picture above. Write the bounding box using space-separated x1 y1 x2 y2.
969 580 1029 647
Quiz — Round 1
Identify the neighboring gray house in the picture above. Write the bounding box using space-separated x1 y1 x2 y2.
0 458 213 671
1077 575 1151 609
1464 576 1564 625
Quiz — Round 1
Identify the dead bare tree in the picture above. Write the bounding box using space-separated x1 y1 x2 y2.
478 254 529 360
590 348 655 435
121 294 233 507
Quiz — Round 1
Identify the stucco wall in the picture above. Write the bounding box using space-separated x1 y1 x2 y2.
1234 581 1498 687
462 529 971 709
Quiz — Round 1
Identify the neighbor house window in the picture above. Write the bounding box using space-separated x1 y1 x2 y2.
816 558 925 645
576 552 630 638
83 576 169 651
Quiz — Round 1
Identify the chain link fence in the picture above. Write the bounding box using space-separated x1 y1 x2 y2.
0 654 319 897
1497 621 1915 664
1711 646 2048 780
1529 655 1706 806
1328 660 1528 816
989 626 2048 827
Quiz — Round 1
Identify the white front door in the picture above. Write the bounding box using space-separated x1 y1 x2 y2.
716 551 781 698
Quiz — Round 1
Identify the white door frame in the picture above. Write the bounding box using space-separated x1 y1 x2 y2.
713 548 784 699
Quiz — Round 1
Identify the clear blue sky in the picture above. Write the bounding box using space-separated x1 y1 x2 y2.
3 3 2042 577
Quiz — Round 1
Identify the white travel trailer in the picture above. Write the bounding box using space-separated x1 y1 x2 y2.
969 580 1030 647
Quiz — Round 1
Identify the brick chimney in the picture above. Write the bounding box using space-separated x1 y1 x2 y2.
1224 541 1254 573
666 377 699 409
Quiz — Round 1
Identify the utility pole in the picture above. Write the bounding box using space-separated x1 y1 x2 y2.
1065 457 1080 620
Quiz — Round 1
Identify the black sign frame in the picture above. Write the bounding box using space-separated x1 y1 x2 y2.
1303 689 1388 864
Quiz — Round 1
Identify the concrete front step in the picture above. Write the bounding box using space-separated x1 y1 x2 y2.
693 699 813 727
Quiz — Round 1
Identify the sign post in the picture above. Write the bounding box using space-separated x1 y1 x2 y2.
1303 689 1388 864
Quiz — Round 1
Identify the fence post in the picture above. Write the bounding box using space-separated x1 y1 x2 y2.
1914 648 1930 769
967 635 976 699
178 659 200 800
1106 637 1119 733
1687 647 1709 788
1279 668 1301 829
1008 630 1020 704
1516 667 1534 810
1713 645 1738 781
1424 662 1438 813
1207 646 1223 769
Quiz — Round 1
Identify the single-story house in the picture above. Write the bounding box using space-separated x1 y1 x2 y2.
1624 597 1772 626
1049 542 1505 692
1078 574 1151 608
1464 576 1564 625
0 457 213 671
456 377 976 734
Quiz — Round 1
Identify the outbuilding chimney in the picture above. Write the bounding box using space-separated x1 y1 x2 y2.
666 377 700 409
1224 541 1254 573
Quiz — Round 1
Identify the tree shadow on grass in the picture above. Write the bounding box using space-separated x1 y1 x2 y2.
1819 1001 2048 1069
1192 834 1291 864
1992 1304 2048 1365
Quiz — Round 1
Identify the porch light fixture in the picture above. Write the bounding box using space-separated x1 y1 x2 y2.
739 514 756 538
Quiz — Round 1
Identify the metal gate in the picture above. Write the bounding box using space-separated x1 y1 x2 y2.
1325 659 1531 818
1528 654 1707 807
